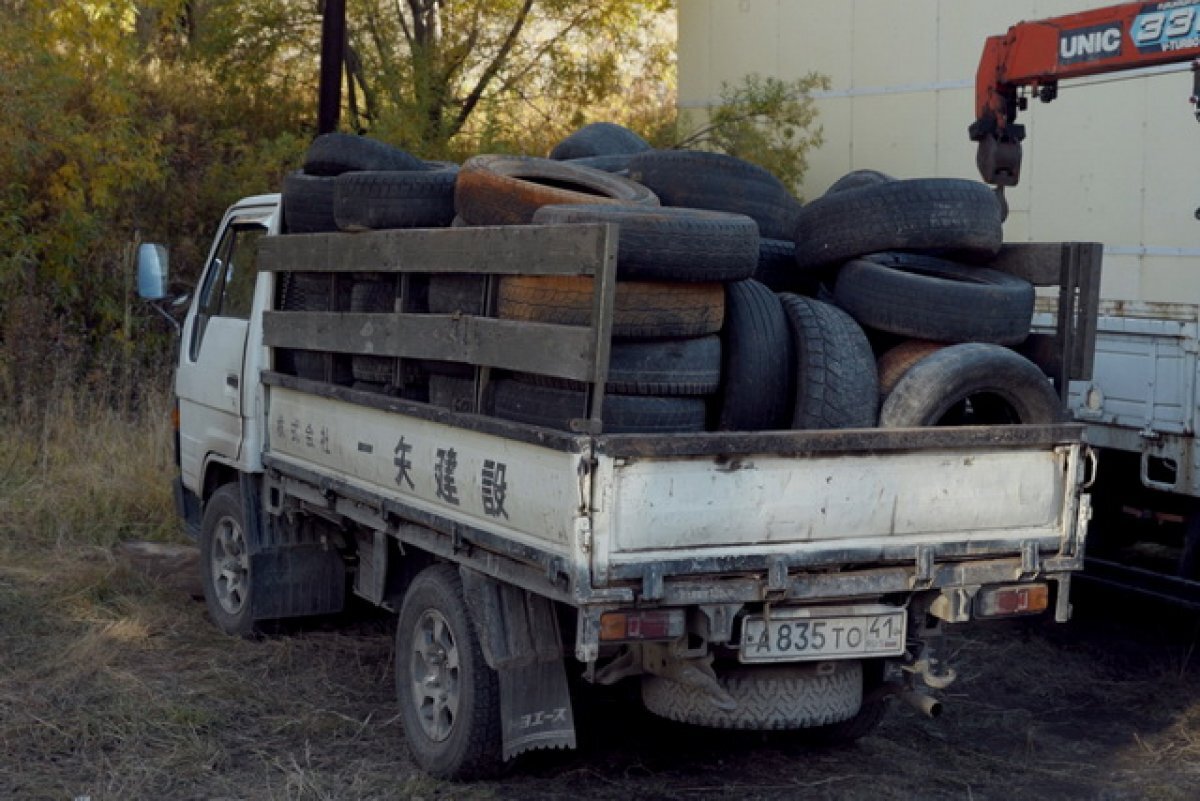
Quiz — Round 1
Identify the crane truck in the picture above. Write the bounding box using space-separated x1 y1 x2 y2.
971 0 1200 605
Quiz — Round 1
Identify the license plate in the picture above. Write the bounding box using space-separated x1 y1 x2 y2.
738 607 906 663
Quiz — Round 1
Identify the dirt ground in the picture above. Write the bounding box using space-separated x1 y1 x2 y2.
3 555 1200 801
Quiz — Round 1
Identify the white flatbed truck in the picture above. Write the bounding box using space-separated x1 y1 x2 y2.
140 193 1099 779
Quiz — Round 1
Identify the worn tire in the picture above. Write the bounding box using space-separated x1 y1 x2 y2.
427 274 487 316
824 169 894 196
282 171 337 234
455 155 658 226
879 343 1063 427
627 149 800 240
520 336 721 396
333 165 458 230
717 281 793 430
275 272 352 383
779 294 878 429
834 253 1035 346
396 564 503 781
532 204 759 282
792 178 1003 269
642 661 862 730
349 279 397 383
877 339 946 403
428 375 477 413
200 485 257 637
303 133 425 176
567 154 634 174
493 380 707 433
497 276 724 338
549 122 651 160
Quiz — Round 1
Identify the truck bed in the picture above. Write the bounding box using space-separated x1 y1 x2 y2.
264 374 1089 608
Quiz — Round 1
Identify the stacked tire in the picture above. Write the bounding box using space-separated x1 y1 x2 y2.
786 172 1059 428
465 173 759 432
278 133 459 396
275 128 1061 433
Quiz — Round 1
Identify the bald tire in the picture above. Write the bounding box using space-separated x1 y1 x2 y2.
303 133 425 176
497 276 725 339
627 149 800 240
549 122 651 160
518 336 721 396
454 154 658 226
492 380 707 433
778 294 878 430
532 204 759 282
641 661 862 730
833 253 1035 346
876 339 946 406
879 343 1063 428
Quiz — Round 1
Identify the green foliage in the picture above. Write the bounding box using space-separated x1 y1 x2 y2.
347 0 676 158
675 72 831 193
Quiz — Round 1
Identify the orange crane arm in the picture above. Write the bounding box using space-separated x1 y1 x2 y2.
971 1 1200 187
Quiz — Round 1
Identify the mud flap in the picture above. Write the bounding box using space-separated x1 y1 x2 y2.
243 474 346 620
460 568 577 760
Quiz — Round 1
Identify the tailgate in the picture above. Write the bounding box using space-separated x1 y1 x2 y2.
590 425 1088 586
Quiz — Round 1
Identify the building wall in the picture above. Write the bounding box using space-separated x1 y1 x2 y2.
678 0 1200 302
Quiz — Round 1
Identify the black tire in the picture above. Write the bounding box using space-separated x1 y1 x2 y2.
519 336 721 396
717 281 793 430
548 122 651 160
824 169 894 195
275 272 352 383
349 279 396 383
333 166 459 231
567 154 634 173
532 204 758 282
796 660 890 746
627 149 800 240
395 564 503 781
792 178 1003 269
878 343 1063 427
492 380 708 433
778 294 878 429
497 276 725 338
303 133 425 176
282 171 337 234
200 485 258 637
428 375 477 413
427 274 486 316
833 253 1035 346
641 661 862 729
752 237 831 295
876 339 946 403
455 155 658 226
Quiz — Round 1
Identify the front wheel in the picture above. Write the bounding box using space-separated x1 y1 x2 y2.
395 564 503 780
200 484 256 636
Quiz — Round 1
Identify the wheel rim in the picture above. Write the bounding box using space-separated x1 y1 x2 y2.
209 514 249 616
409 608 461 743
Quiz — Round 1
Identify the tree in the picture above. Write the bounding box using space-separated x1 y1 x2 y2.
344 0 675 158
673 72 831 194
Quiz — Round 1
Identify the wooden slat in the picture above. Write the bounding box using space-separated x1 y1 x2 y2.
264 311 597 380
259 223 611 276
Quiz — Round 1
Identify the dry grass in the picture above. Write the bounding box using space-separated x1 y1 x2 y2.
4 391 1200 799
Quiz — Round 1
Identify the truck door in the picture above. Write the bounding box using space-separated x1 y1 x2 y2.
176 212 269 491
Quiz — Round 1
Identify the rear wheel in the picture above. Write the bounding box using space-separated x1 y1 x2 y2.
395 564 503 780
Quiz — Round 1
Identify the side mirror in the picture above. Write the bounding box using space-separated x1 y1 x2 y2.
137 243 169 300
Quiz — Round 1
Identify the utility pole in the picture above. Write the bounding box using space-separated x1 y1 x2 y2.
317 0 346 135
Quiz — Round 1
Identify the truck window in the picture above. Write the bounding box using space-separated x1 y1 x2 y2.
188 223 267 361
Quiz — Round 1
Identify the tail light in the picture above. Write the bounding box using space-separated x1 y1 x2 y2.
599 609 685 642
974 583 1049 618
